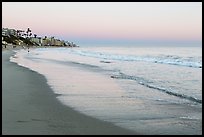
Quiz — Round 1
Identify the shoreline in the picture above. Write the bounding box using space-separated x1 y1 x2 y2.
2 50 137 135
2 45 67 51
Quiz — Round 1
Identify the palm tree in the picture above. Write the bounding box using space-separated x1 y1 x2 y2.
17 30 20 37
29 33 32 37
26 28 32 39
26 28 29 38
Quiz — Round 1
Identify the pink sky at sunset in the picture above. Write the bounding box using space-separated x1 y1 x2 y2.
2 2 202 45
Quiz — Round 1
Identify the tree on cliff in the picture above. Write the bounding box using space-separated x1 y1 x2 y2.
26 28 32 38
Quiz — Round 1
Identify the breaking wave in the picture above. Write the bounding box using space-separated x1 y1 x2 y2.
69 50 202 68
111 72 202 104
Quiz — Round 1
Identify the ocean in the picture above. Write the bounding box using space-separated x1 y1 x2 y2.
10 45 202 135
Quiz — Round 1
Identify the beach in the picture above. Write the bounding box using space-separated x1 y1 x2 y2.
2 45 202 135
2 50 137 135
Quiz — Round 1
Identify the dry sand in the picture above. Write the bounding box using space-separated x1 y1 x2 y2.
2 50 137 135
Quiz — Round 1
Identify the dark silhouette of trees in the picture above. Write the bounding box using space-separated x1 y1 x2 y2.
26 28 32 38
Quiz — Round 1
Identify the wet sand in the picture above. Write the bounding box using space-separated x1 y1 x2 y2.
2 50 137 135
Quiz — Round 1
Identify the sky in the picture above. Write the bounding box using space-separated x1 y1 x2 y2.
2 2 202 46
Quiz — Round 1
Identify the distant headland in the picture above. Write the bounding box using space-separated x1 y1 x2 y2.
2 27 79 49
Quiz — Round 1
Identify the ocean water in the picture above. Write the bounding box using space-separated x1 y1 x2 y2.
10 45 202 135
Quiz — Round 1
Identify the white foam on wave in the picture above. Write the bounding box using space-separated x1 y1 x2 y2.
68 49 202 68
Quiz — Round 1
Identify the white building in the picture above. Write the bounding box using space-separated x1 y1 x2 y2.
2 28 17 36
30 37 42 46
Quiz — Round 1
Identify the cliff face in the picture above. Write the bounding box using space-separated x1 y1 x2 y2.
2 35 34 46
2 34 79 48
